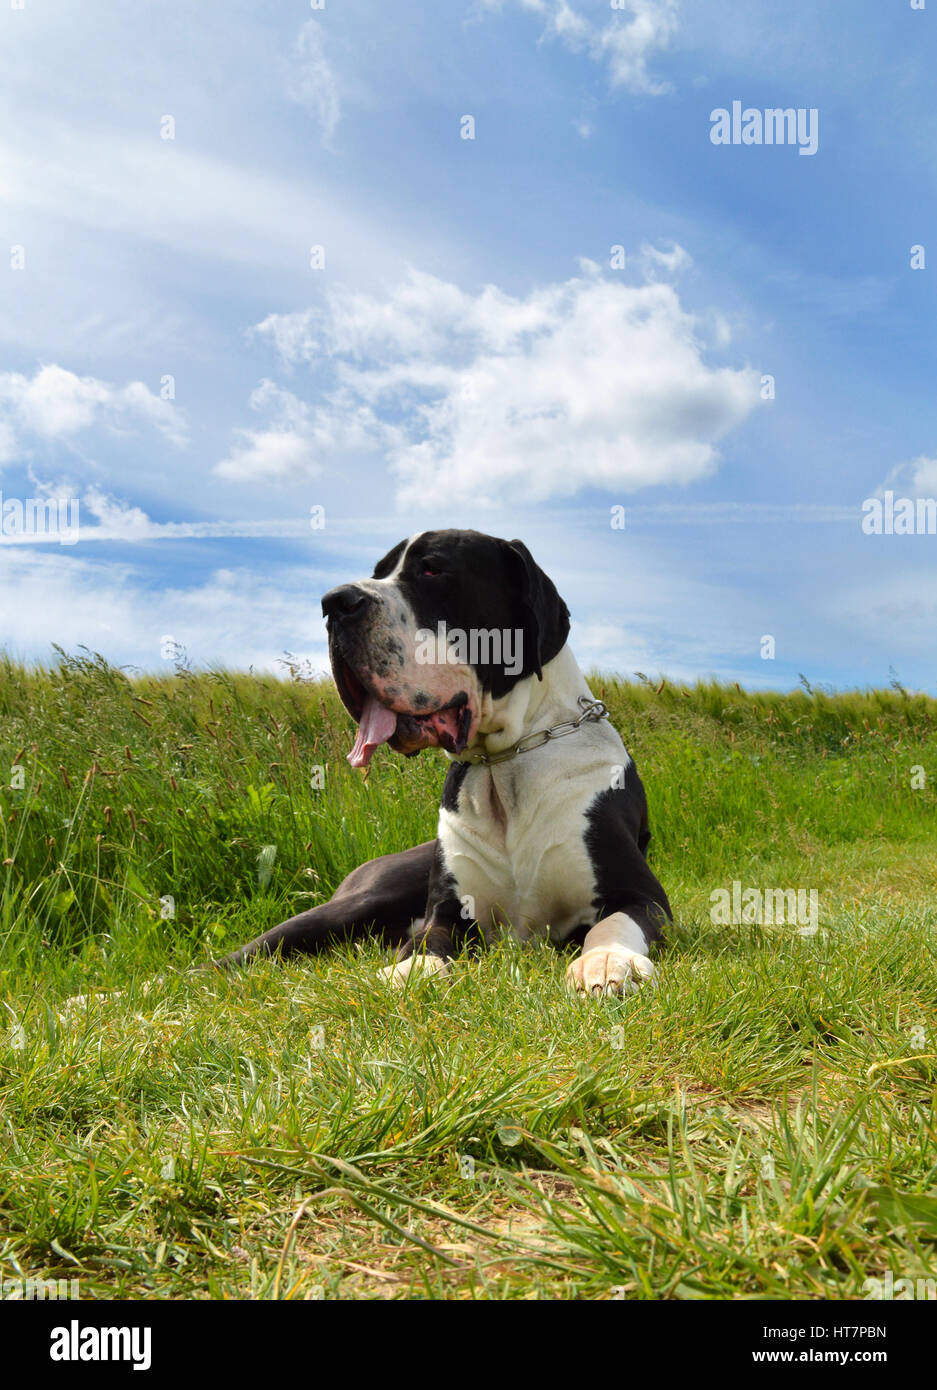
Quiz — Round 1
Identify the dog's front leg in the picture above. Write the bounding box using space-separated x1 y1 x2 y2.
566 911 656 998
377 843 464 989
377 917 454 988
215 840 436 968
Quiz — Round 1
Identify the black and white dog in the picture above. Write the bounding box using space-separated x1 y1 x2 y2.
222 530 671 996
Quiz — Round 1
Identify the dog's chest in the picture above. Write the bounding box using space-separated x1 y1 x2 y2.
437 754 609 943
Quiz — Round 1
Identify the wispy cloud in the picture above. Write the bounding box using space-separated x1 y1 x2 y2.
481 0 680 95
0 122 404 277
622 502 859 525
286 19 341 141
0 546 330 674
640 241 692 276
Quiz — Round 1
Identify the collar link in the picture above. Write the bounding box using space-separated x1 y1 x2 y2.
450 695 609 767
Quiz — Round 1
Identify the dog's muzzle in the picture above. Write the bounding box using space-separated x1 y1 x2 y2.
322 583 476 768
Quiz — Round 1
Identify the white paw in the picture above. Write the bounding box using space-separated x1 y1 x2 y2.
58 987 124 1016
565 947 655 998
377 954 450 990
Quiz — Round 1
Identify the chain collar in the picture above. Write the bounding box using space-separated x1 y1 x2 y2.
450 695 609 767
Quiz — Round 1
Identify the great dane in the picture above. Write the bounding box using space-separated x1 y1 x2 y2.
221 529 671 996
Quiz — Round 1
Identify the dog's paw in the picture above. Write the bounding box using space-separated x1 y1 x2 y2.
565 947 655 998
377 954 450 989
58 987 125 1017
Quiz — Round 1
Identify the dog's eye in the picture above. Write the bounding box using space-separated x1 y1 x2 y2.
421 560 444 577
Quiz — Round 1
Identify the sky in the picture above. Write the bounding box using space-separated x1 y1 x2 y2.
1 0 935 691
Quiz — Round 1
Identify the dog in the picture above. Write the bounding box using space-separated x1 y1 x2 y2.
220 529 671 996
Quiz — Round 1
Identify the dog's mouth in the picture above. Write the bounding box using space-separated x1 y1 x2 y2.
334 658 473 769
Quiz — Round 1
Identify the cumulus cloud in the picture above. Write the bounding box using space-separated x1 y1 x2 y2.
879 453 937 498
0 364 185 464
481 0 680 96
592 0 679 94
247 265 760 506
215 379 397 483
81 488 155 538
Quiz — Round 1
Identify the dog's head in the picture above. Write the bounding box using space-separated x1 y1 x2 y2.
322 529 570 767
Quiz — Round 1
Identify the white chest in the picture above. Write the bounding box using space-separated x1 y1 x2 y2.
437 730 628 943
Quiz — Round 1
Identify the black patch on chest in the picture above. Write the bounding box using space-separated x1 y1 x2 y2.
440 759 469 812
400 837 481 963
582 778 671 944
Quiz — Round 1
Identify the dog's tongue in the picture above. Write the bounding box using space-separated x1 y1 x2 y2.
348 695 397 768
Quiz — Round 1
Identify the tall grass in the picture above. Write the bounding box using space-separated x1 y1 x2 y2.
1 651 933 962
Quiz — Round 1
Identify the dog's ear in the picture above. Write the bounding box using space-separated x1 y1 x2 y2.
503 539 570 680
372 538 407 580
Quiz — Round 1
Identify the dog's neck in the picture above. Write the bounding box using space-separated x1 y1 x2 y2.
468 645 593 757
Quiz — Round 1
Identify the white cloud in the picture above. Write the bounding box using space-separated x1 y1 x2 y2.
640 241 692 276
910 457 937 494
216 382 321 484
593 0 680 95
482 0 680 95
712 314 733 347
0 365 185 464
831 569 937 661
215 379 397 483
81 488 155 539
0 547 330 675
0 421 16 463
250 266 760 506
880 453 937 499
287 19 341 141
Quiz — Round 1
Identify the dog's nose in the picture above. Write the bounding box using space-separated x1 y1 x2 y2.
321 584 370 622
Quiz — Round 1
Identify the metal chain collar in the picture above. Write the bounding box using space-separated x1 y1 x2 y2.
451 695 610 767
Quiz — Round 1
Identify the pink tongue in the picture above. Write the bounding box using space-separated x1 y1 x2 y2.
348 695 398 768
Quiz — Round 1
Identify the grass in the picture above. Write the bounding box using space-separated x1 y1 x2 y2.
1 649 936 1299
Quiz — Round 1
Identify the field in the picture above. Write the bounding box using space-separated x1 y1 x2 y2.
1 650 936 1300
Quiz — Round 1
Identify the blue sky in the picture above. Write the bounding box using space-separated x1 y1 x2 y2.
1 0 935 690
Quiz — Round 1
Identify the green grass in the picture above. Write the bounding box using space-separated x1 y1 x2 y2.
1 651 936 1298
